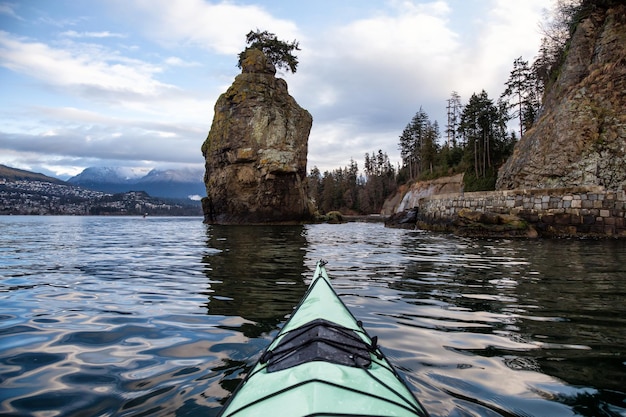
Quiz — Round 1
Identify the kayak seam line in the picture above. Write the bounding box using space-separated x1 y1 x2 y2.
303 413 415 417
358 363 427 416
222 377 427 417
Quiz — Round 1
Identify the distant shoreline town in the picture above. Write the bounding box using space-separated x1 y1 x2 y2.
0 166 202 216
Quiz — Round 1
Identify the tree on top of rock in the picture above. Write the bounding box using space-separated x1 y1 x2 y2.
237 30 301 74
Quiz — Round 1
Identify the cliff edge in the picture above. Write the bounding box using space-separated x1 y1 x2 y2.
497 4 626 191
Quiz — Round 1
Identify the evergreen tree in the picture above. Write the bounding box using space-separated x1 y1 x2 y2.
422 121 440 175
459 90 511 188
361 151 396 213
307 166 322 208
238 29 300 73
398 107 439 179
320 170 338 213
344 159 360 211
445 91 463 148
534 0 583 91
501 57 539 138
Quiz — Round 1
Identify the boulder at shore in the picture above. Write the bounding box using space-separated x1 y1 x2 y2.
201 49 313 224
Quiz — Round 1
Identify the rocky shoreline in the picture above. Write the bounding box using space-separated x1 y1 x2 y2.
384 4 626 239
385 187 626 239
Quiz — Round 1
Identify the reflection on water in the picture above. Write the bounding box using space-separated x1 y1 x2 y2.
0 217 625 417
202 225 309 403
512 241 626 396
410 238 626 416
204 225 307 325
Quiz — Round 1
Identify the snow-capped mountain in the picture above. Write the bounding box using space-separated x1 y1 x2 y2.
68 167 205 199
137 167 203 184
68 167 151 184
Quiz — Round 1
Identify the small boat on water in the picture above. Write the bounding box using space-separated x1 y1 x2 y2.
218 260 429 417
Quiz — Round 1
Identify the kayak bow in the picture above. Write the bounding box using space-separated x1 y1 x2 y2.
218 260 429 417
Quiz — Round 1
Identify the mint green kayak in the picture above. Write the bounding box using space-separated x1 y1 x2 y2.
217 260 429 417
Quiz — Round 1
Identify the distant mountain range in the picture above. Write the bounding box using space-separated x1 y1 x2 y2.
67 166 205 199
0 164 206 200
0 164 202 216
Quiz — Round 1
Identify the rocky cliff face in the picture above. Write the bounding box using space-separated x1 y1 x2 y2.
381 174 464 215
497 4 626 191
201 49 313 224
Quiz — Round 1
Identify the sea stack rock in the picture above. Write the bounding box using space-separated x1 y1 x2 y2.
497 3 626 191
201 48 313 224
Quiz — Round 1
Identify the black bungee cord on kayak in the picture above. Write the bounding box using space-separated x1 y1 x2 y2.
260 318 381 372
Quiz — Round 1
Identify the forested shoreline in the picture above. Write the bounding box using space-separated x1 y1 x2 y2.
306 0 604 215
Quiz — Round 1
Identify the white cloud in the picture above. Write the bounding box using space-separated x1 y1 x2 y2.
0 127 201 165
0 2 21 20
287 0 463 171
293 0 461 124
466 0 545 96
0 102 208 170
294 0 545 172
116 0 300 55
60 30 126 38
0 28 217 142
0 31 174 100
164 56 200 67
307 121 401 173
320 2 457 75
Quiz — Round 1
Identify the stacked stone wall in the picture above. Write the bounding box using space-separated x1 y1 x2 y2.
417 186 626 238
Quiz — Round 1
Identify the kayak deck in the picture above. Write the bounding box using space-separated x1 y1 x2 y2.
218 261 429 417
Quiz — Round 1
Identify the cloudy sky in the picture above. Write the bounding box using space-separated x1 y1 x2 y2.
0 0 548 179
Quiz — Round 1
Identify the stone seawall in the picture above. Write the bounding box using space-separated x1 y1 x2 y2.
416 186 626 238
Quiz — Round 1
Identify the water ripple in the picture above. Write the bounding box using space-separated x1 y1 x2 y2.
1 217 625 416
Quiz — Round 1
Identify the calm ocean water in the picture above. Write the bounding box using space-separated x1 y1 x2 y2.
1 216 625 417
